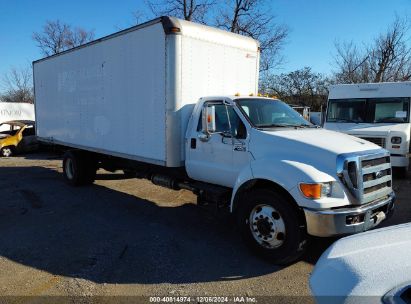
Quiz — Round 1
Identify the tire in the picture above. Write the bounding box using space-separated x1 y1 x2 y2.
236 188 308 265
1 146 14 157
63 151 97 186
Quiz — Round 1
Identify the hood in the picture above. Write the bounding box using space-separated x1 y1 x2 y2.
249 128 383 178
261 128 378 154
310 223 411 298
325 122 410 137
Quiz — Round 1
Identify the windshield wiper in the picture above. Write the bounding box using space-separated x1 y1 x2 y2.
293 124 318 128
257 123 309 128
332 118 361 123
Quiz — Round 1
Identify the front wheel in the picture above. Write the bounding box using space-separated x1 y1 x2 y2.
236 189 307 265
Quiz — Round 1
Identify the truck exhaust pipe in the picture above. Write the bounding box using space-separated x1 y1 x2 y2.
151 174 197 192
151 174 181 191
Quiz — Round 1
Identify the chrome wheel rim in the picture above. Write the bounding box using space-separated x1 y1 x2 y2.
65 158 74 180
249 204 286 249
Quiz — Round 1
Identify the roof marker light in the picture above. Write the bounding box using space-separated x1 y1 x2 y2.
170 27 181 33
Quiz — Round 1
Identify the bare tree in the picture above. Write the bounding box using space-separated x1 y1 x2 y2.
260 67 330 111
131 10 147 25
146 0 214 23
1 66 34 104
333 16 411 83
216 0 289 72
33 20 95 56
333 41 370 83
368 17 411 82
114 10 149 31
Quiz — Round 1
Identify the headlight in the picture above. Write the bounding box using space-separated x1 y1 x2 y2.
299 182 333 199
391 137 402 144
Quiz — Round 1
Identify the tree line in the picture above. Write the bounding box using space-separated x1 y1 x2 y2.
2 1 410 111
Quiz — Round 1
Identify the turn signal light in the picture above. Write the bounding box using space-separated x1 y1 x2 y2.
299 184 322 199
300 183 332 199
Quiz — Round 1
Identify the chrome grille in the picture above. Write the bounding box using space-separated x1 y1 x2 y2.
360 156 392 203
359 137 386 148
337 151 392 205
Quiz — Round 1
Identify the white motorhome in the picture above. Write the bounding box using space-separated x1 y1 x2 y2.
34 17 395 264
0 102 35 131
324 82 411 173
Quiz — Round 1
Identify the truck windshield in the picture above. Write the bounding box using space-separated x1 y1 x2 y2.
327 98 410 123
236 98 312 128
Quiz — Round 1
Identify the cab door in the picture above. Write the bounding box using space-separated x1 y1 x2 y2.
186 100 250 188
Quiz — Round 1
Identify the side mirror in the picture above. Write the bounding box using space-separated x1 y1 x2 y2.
201 102 235 141
202 104 216 135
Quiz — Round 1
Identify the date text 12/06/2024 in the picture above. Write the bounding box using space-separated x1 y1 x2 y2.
149 296 257 303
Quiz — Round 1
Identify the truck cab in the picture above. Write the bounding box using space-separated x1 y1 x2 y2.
323 82 411 174
184 96 395 262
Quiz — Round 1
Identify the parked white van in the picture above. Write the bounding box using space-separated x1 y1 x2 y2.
324 82 410 174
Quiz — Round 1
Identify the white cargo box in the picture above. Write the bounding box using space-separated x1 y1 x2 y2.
33 17 259 167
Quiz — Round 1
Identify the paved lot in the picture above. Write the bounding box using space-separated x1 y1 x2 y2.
0 152 409 301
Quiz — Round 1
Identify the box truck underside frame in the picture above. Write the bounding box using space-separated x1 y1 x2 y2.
58 146 233 211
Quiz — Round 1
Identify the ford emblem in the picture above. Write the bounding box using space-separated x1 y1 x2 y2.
375 171 383 179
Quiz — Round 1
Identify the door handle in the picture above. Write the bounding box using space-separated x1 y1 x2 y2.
190 138 197 149
198 133 210 142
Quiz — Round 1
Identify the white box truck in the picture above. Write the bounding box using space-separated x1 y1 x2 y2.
34 17 396 264
324 82 411 175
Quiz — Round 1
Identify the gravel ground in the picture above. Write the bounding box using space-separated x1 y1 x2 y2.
0 152 409 302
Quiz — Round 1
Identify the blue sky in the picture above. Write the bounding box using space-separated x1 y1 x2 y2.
1 0 411 85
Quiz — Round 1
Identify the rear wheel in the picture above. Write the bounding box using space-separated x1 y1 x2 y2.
63 151 97 186
1 146 14 157
236 188 307 265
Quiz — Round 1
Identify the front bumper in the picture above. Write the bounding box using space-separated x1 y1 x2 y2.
303 192 395 237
